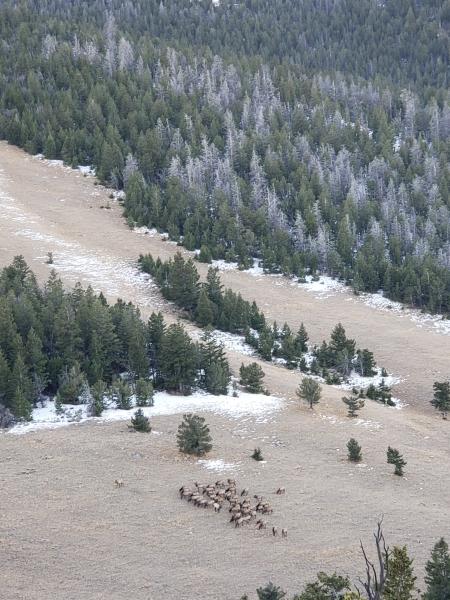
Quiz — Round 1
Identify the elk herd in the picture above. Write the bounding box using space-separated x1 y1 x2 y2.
179 479 288 539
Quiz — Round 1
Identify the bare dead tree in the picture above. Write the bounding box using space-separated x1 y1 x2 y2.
358 519 390 600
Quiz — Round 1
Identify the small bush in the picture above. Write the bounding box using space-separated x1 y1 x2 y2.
131 408 151 433
251 447 264 461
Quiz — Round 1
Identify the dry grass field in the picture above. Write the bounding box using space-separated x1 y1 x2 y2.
1 141 449 599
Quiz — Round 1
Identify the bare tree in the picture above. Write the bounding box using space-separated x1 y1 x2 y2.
358 519 390 600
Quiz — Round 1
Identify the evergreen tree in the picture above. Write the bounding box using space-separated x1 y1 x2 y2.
12 386 32 421
160 324 197 394
131 408 151 432
198 245 212 263
256 582 286 600
135 378 154 407
297 377 321 409
239 363 265 393
342 393 365 417
347 438 362 462
431 382 450 419
387 446 407 476
294 572 351 600
295 323 309 354
383 546 416 600
196 288 215 327
89 380 106 417
57 364 85 404
10 353 33 408
177 413 212 456
423 538 450 600
355 349 376 377
199 330 230 395
114 379 133 410
0 350 11 409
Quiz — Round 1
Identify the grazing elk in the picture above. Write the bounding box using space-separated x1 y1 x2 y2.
114 479 124 488
276 487 286 495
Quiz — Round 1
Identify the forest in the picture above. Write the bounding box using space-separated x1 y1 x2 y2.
0 256 231 423
1 1 450 313
139 252 385 390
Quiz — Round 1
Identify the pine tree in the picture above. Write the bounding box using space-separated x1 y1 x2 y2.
79 381 93 408
177 413 212 456
431 381 450 419
135 378 154 407
131 408 151 432
57 364 85 404
347 438 362 462
355 349 376 377
114 379 133 410
342 393 365 417
160 324 197 394
295 572 351 600
0 350 11 409
89 380 106 417
383 546 416 600
13 386 32 421
423 538 450 600
196 288 215 327
199 330 230 395
198 245 212 263
205 267 224 309
297 377 321 409
256 582 286 600
9 353 33 414
295 323 309 354
239 362 265 393
387 446 406 476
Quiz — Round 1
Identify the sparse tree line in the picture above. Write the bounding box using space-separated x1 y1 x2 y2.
1 3 450 315
240 522 450 600
0 257 232 426
139 252 383 387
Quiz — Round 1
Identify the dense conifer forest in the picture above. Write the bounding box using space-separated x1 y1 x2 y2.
1 1 450 312
0 256 231 423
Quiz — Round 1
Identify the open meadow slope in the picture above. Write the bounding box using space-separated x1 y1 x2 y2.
1 141 450 599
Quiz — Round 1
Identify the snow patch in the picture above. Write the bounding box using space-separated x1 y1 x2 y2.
297 275 346 299
8 390 284 435
197 459 239 472
337 368 402 392
211 259 239 271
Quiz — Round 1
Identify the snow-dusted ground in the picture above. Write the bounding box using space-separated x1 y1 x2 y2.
337 368 401 392
197 459 240 472
8 390 284 435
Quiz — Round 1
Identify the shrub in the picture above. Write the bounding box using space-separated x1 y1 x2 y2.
131 408 151 432
252 447 264 461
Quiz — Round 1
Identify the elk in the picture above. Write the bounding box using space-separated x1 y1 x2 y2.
272 526 278 536
114 479 124 488
276 487 286 495
240 488 249 497
256 520 267 530
282 528 288 538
